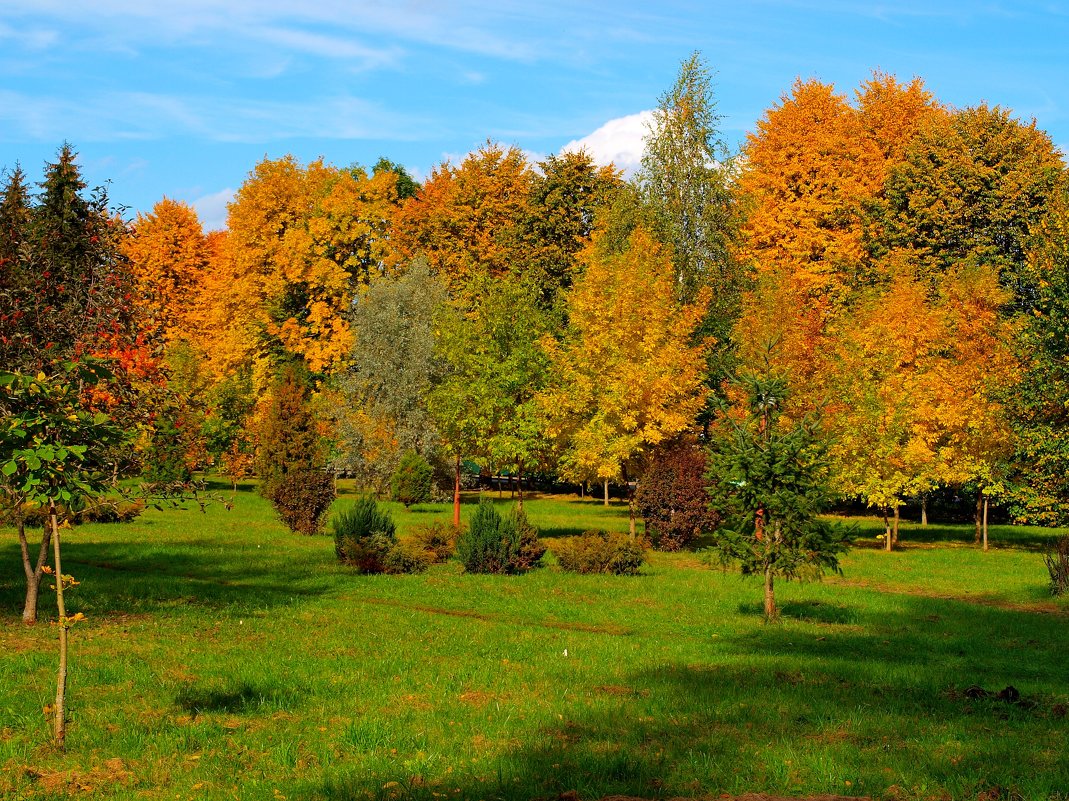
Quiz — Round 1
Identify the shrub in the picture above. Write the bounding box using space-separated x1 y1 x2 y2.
391 451 433 508
552 530 646 575
455 502 546 574
407 521 458 563
269 469 335 535
382 539 433 574
637 441 718 551
1046 534 1069 596
333 496 427 574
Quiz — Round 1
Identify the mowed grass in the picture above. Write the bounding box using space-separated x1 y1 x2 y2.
1 485 1068 801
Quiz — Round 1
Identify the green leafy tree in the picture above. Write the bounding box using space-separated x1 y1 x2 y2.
640 51 740 305
869 104 1062 311
706 370 849 622
1009 183 1069 523
0 360 129 746
521 149 622 306
336 259 448 492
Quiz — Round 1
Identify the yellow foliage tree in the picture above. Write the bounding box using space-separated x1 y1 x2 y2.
828 272 948 548
122 198 210 345
393 142 533 296
540 227 709 535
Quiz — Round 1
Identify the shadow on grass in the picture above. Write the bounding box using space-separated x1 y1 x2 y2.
175 679 303 717
737 599 862 625
0 532 338 621
306 594 1069 801
843 518 1064 552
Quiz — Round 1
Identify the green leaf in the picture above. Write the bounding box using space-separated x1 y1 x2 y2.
1 461 16 476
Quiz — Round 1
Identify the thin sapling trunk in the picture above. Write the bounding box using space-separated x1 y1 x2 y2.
983 495 989 551
453 455 461 528
50 506 68 749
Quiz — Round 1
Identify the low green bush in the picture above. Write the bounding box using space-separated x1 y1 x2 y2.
270 469 336 535
333 496 426 574
552 530 646 575
455 502 545 574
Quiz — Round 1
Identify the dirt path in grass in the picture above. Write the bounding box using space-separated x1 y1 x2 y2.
829 576 1068 616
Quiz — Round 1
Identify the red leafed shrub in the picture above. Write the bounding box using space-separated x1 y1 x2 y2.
637 440 719 551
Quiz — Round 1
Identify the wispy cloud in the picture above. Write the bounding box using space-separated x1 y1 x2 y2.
0 89 430 144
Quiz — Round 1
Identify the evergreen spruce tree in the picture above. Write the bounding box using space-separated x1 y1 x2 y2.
706 370 849 621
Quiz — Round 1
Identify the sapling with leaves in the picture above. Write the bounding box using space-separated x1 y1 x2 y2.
0 359 129 748
706 369 850 622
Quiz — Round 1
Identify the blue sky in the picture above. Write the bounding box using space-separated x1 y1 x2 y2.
1 1 1066 230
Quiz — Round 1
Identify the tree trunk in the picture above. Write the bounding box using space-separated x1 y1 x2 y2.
982 496 989 552
974 492 983 544
19 518 53 625
892 505 900 547
517 464 524 512
763 563 777 622
883 508 892 551
603 478 609 507
453 455 461 528
628 479 637 541
50 507 68 749
921 494 928 527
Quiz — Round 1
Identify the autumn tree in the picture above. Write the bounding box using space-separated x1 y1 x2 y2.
735 75 941 412
393 142 533 297
122 198 209 345
827 272 949 547
540 227 709 535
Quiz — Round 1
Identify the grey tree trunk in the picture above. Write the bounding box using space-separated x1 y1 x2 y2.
603 478 609 507
921 494 928 526
19 519 53 625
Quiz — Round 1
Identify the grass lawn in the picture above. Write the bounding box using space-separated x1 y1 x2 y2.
2 484 1068 800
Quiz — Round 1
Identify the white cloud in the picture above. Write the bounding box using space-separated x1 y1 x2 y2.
191 187 235 232
561 110 653 176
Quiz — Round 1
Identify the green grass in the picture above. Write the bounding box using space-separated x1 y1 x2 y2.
2 486 1068 800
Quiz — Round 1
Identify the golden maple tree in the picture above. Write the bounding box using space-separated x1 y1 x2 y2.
540 227 709 533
